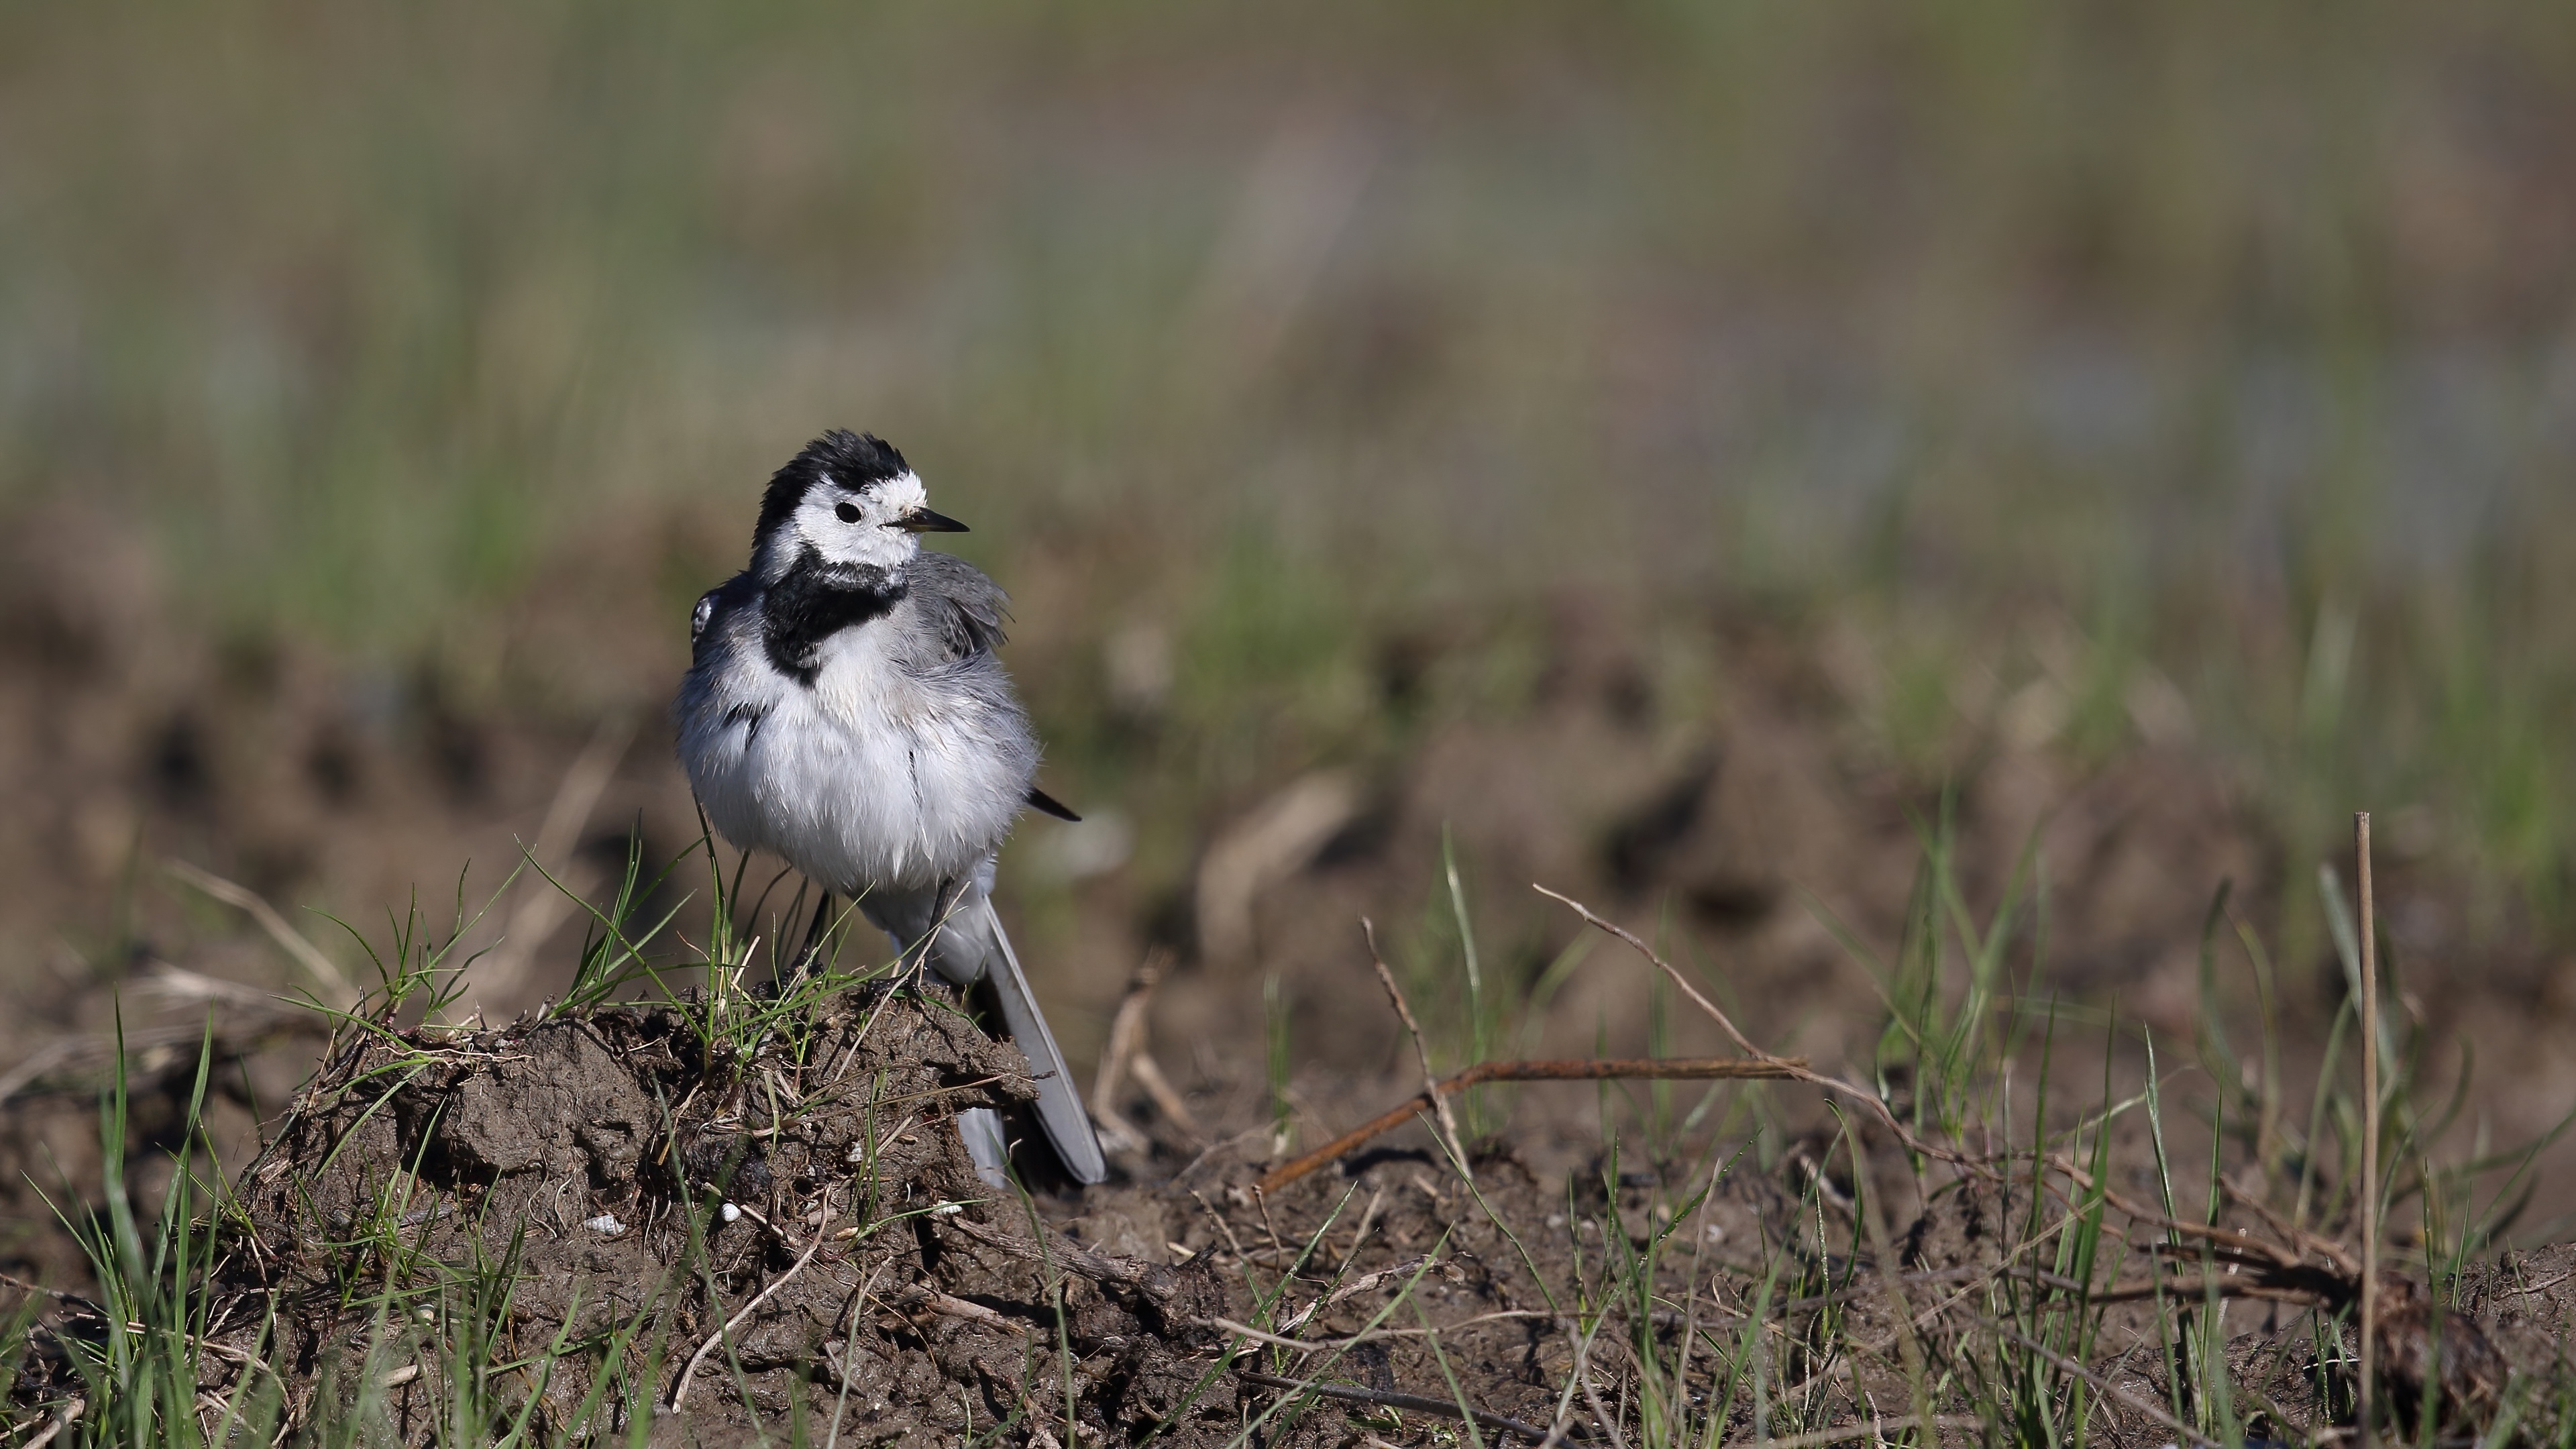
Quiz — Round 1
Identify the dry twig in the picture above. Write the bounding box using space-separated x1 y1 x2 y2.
1974 1313 2228 1449
1208 1309 1552 1353
669 1214 835 1410
1719 1416 1986 1449
1089 951 1162 1152
1534 885 1978 1174
1362 916 1472 1186
0 1271 100 1313
16 1397 85 1449
2357 810 2381 1449
1258 1056 1801 1195
902 1287 1027 1336
1236 1367 1588 1444
1089 950 1197 1152
1129 1053 1198 1139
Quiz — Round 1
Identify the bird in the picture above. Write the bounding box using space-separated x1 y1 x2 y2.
674 429 1106 1187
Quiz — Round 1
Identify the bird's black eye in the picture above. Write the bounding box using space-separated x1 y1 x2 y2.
835 502 861 524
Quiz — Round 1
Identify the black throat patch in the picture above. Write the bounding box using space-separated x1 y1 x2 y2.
762 550 906 686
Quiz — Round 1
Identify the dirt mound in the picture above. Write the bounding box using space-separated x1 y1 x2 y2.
19 967 2576 1446
194 987 1252 1444
3 974 1931 1446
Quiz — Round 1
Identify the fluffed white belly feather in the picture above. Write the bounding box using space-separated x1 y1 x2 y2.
682 626 1028 894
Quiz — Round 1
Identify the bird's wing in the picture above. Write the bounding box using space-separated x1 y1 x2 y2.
902 551 1012 663
689 574 759 660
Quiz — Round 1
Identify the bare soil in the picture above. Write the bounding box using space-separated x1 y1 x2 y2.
6 506 2576 1441
14 980 2575 1445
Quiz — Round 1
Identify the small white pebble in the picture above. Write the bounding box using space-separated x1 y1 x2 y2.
932 1201 965 1216
1703 1224 1727 1245
582 1214 626 1234
720 1203 741 1223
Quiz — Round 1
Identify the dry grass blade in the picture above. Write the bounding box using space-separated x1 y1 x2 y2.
2044 1151 2346 1275
467 712 635 1012
1128 1052 1199 1138
2069 1273 2335 1307
15 1396 85 1449
669 1212 835 1410
1208 1309 1552 1352
1258 1055 1803 1194
1089 952 1160 1152
1717 1415 1986 1449
2220 1172 2365 1275
1849 1140 1937 1437
0 1038 77 1106
1363 915 1472 1186
904 1287 1028 1336
1532 883 1767 1051
1090 949 1197 1150
0 1271 110 1328
941 1211 1165 1299
823 1256 896 1449
2358 810 2380 1448
136 961 285 1009
1974 1313 2229 1449
1235 1367 1589 1443
1533 884 1978 1171
0 1010 324 1108
166 859 356 1003
1196 771 1358 965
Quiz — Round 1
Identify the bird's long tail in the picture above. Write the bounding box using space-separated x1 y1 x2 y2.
975 898 1108 1185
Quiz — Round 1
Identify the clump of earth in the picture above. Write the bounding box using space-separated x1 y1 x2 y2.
15 973 2576 1446
198 987 1254 1446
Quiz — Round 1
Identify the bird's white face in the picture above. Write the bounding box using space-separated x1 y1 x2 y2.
774 470 935 576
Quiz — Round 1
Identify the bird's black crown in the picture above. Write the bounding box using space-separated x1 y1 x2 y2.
754 429 912 544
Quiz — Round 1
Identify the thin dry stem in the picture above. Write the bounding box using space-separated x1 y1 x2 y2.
1236 1368 1582 1444
670 1211 835 1410
17 1396 85 1449
166 859 357 1003
1974 1313 2228 1449
466 711 634 1013
1721 1416 1986 1449
904 1287 1028 1336
2358 810 2379 1448
1207 1309 1552 1352
1128 1052 1200 1138
1534 884 1976 1174
1362 915 1474 1187
1848 1142 1935 1435
0 1270 99 1311
1089 951 1169 1153
1258 1055 1802 1194
823 1256 895 1449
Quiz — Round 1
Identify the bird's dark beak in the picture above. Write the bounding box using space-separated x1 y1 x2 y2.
896 506 970 534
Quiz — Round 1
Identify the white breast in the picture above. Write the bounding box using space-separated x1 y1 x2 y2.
683 619 1028 894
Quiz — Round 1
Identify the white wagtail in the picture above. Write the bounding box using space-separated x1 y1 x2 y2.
674 429 1107 1187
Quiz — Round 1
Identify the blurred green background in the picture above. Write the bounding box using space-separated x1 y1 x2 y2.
4 0 2575 962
